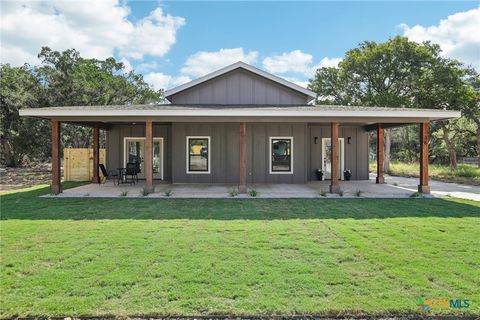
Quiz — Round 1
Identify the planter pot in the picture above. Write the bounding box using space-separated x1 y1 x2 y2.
315 170 323 181
344 171 352 181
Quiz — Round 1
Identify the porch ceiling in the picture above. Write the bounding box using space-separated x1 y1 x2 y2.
19 104 461 126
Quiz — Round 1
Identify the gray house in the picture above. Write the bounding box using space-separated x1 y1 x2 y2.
20 61 460 195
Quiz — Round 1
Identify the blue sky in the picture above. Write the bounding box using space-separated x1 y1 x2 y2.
1 1 479 90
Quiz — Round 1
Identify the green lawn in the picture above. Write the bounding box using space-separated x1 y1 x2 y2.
370 161 480 185
1 183 479 317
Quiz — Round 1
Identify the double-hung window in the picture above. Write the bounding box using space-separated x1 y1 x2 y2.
269 137 293 174
186 136 210 174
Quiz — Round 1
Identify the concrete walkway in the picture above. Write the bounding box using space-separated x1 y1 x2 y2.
52 175 480 201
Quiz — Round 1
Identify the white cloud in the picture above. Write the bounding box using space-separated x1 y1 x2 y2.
284 77 310 89
0 1 185 66
180 48 258 77
120 58 133 73
262 50 313 74
399 8 480 69
315 57 343 69
144 72 191 90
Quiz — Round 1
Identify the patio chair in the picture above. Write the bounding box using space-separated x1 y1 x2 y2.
99 164 119 185
125 162 139 184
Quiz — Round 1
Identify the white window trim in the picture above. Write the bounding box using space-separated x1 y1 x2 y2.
269 136 294 174
186 136 211 174
321 138 345 180
123 137 164 180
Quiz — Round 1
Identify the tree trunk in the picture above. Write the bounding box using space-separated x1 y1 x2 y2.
384 129 391 174
440 122 457 169
0 135 16 167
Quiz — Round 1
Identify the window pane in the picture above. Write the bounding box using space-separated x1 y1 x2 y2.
189 138 208 171
272 139 291 172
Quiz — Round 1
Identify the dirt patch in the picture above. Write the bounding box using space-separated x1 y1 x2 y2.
0 163 61 192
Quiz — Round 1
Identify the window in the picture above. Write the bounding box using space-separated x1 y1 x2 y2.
270 137 293 174
186 136 210 173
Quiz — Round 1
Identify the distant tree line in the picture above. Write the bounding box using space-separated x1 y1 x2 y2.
309 36 479 169
1 47 164 167
1 39 479 169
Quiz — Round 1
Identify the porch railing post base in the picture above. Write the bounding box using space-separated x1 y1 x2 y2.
418 185 430 194
376 176 385 184
329 184 340 194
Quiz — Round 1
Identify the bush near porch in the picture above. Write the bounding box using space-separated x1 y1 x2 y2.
1 183 479 317
370 161 480 185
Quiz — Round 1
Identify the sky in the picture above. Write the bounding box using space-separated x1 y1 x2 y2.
1 0 479 90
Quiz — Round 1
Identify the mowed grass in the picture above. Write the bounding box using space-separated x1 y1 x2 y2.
370 161 480 185
1 183 479 317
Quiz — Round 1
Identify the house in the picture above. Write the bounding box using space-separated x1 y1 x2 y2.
20 61 460 195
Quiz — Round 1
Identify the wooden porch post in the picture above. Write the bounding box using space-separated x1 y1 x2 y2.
330 122 340 193
239 122 247 193
145 120 154 193
92 124 100 183
51 120 61 194
376 124 385 184
418 121 430 194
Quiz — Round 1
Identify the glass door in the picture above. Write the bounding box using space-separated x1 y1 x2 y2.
126 139 145 178
153 139 163 179
124 138 163 180
322 138 344 180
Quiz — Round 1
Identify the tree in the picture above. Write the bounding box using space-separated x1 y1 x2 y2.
1 47 164 167
309 36 440 172
460 68 480 167
0 64 49 166
414 58 479 168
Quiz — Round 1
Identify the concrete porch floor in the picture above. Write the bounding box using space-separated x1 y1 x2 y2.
52 174 480 200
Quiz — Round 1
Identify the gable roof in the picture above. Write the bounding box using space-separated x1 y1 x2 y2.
164 61 317 102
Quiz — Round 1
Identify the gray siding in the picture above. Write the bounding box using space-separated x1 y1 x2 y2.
247 123 308 184
170 69 308 105
106 124 172 181
106 122 369 184
172 123 240 183
308 125 369 180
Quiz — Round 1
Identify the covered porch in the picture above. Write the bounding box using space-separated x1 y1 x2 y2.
19 105 460 196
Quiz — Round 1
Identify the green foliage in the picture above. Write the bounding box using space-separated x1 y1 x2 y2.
309 36 479 166
228 187 239 197
1 47 164 167
248 187 257 197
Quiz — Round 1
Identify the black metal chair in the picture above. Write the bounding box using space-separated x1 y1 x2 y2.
99 164 119 185
125 162 139 184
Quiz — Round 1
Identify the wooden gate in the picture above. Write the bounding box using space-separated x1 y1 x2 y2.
64 148 106 181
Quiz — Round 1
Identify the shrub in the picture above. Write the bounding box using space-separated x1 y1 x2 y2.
140 187 152 197
355 190 362 197
319 190 327 197
228 187 238 197
164 189 173 197
248 188 257 197
119 190 129 197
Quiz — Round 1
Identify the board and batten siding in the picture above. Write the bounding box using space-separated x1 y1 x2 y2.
308 125 369 181
246 123 308 184
170 69 309 105
171 123 240 183
106 124 172 181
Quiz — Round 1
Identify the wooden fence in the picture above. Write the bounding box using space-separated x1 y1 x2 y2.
64 148 106 181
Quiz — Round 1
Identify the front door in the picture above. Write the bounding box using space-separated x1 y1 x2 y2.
124 138 163 180
322 138 344 180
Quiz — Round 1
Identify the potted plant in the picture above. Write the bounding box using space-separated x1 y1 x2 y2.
343 169 352 181
315 169 323 181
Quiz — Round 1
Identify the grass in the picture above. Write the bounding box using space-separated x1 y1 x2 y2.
370 161 480 185
1 183 479 317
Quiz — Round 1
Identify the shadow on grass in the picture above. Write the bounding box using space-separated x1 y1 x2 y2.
1 182 479 220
